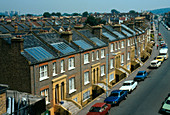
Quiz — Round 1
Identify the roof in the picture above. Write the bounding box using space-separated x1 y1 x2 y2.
102 32 117 41
74 40 93 50
112 31 125 39
90 37 106 47
0 84 8 94
92 103 106 107
122 29 132 37
121 24 136 35
150 60 159 63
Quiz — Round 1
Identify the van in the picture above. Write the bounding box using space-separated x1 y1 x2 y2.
159 48 168 59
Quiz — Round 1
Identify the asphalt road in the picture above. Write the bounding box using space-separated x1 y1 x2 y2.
109 23 170 115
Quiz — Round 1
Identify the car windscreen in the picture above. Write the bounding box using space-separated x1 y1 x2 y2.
89 107 101 112
137 72 143 75
159 53 166 55
110 93 118 97
166 100 170 104
157 57 163 59
151 62 156 65
123 83 131 86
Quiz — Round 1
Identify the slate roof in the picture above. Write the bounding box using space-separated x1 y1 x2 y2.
90 37 106 47
0 25 9 33
102 32 117 41
78 30 95 38
2 24 15 32
121 24 136 35
121 29 133 37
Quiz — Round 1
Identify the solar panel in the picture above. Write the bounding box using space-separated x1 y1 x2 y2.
90 37 106 46
24 47 54 61
122 30 132 37
103 32 117 41
0 26 9 33
74 40 93 50
112 31 125 39
3 25 15 32
51 42 76 54
122 24 136 35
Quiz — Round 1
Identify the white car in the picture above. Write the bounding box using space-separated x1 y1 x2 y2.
119 80 137 93
150 60 161 68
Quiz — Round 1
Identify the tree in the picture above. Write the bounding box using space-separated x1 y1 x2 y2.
43 12 51 18
129 10 136 14
51 12 56 16
111 9 120 14
82 11 88 17
72 13 79 16
56 12 61 17
85 16 98 26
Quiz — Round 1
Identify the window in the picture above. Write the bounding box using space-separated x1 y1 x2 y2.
128 39 130 46
41 89 50 104
96 50 99 60
139 37 140 42
115 42 117 50
127 64 130 70
143 35 144 40
68 57 75 70
69 77 76 94
53 62 57 76
118 42 120 49
101 49 105 58
121 54 124 64
143 44 145 50
39 65 48 81
110 43 114 52
61 60 65 73
84 53 89 64
101 65 105 76
121 41 124 48
84 71 90 85
92 52 94 61
127 52 130 60
73 97 78 102
109 73 114 82
83 90 90 101
110 58 114 69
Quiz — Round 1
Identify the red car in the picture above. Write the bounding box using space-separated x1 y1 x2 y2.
158 33 161 36
87 103 111 115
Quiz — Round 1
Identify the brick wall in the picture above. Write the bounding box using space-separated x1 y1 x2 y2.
0 93 6 114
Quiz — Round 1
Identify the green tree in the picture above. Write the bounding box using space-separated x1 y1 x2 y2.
72 13 79 16
129 10 136 14
82 11 88 17
85 16 98 26
51 12 56 16
56 12 61 17
43 12 51 18
111 9 120 14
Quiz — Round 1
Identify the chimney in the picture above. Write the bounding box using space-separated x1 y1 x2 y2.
92 26 102 39
128 23 135 30
61 31 73 43
113 24 121 32
11 36 24 52
53 18 56 26
29 23 32 31
14 24 18 33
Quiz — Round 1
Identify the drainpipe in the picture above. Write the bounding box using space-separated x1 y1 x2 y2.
80 52 83 105
33 65 36 95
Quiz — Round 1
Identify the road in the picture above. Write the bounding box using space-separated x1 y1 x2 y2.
108 23 170 115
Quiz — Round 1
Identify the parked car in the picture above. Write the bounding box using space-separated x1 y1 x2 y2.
87 103 111 115
119 80 137 93
155 56 164 63
159 48 169 60
134 71 148 81
150 60 161 68
104 90 128 106
158 33 161 36
159 94 170 114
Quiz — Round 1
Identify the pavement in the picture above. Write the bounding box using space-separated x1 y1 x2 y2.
77 27 160 115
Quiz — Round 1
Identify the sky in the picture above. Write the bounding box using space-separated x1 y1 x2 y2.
0 0 170 15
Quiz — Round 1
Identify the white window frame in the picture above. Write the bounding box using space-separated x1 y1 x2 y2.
128 39 130 46
96 50 99 60
101 49 105 58
53 62 57 76
68 57 75 70
121 41 124 48
127 52 130 60
84 53 89 64
115 42 117 50
40 89 50 104
110 58 114 69
61 60 65 73
118 42 120 49
92 52 94 61
39 65 49 81
84 71 90 85
121 54 124 64
83 90 90 102
110 43 114 52
101 65 105 76
109 73 114 82
69 77 76 94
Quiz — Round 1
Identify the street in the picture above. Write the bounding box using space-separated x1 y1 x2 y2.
108 23 170 115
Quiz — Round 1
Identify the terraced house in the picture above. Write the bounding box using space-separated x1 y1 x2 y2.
0 15 153 115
